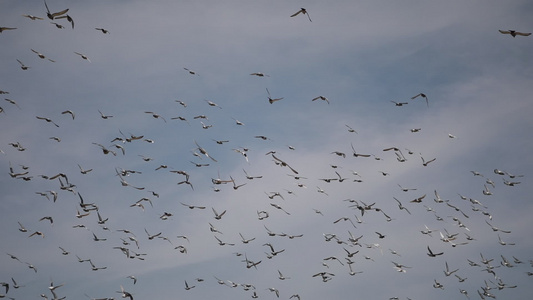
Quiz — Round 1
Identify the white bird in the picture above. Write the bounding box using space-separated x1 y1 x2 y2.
61 110 75 119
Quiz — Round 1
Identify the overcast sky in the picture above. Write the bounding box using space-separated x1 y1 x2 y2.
1 1 533 299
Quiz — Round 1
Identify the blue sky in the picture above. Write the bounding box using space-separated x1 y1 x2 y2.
1 0 533 299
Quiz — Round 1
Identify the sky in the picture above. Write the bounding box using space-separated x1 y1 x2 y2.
1 0 533 299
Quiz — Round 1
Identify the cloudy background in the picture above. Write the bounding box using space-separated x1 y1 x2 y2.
1 0 532 299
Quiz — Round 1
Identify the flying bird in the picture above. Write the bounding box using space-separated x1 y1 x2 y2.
36 116 59 127
411 93 429 107
74 52 91 62
31 49 54 61
23 14 44 20
427 246 443 257
250 72 269 77
56 14 74 29
0 27 17 33
95 27 110 34
50 21 64 29
498 30 531 37
61 110 75 119
312 95 329 104
183 67 198 75
16 59 30 70
290 8 312 22
266 88 283 104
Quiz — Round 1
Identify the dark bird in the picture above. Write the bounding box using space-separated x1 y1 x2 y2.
56 14 74 29
411 93 429 107
0 27 17 33
427 246 443 257
391 100 408 106
312 95 329 104
499 30 531 37
95 27 110 34
291 8 312 22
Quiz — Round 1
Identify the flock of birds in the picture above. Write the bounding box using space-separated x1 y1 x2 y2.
1 2 532 300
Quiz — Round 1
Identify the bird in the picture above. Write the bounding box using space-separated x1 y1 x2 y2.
31 49 54 62
39 216 54 224
498 30 531 37
92 232 107 242
4 98 21 109
351 143 372 158
250 72 269 77
312 95 329 104
345 124 357 133
195 140 217 162
278 270 291 280
77 164 93 174
411 93 429 107
0 27 17 33
61 110 75 119
126 275 137 285
205 99 222 109
267 287 280 298
144 111 166 122
50 21 64 29
290 8 312 22
183 67 198 75
23 14 44 20
36 116 60 127
427 246 443 257
96 109 113 119
56 14 74 29
184 280 195 290
433 279 444 289
16 59 30 70
43 0 69 20
95 27 110 34
74 52 91 62
393 197 411 214
272 154 299 174
266 88 283 104
398 184 417 192
180 202 206 210
212 207 226 220
118 285 133 300
444 261 459 276
239 233 255 244
391 100 408 106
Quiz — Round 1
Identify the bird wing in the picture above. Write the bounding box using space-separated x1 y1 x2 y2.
51 8 69 18
290 10 302 17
